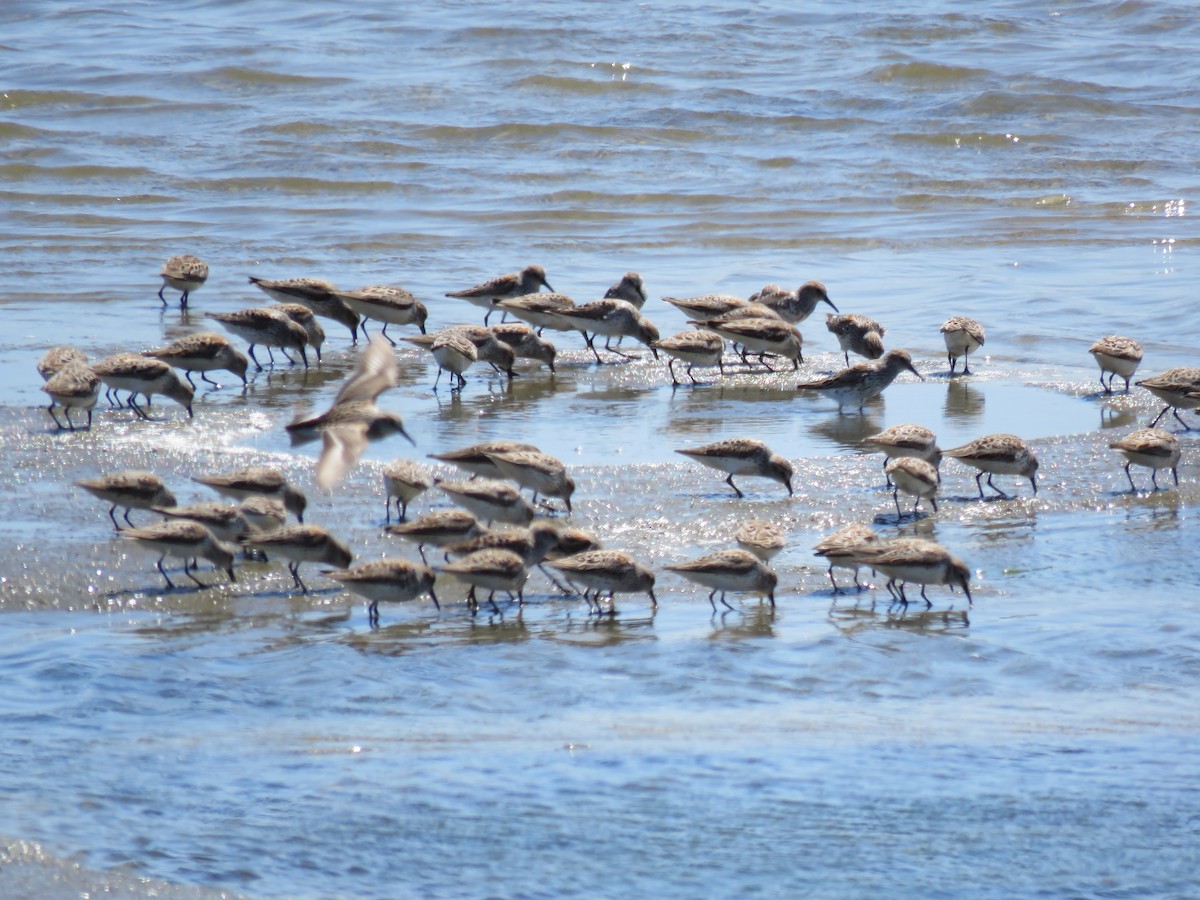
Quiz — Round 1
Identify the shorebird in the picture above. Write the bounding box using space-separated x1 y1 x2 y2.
666 548 778 610
734 519 786 562
242 524 353 593
238 495 287 534
440 548 530 612
248 276 360 341
385 509 483 563
38 346 88 381
426 331 477 390
676 438 794 498
885 457 940 517
443 522 561 567
332 285 428 343
693 317 803 371
748 280 838 323
489 323 557 372
864 423 941 486
192 466 307 522
603 271 647 308
943 433 1039 498
492 293 577 334
143 332 249 388
545 550 657 613
446 264 553 325
661 293 747 321
1089 335 1143 393
157 254 208 308
1135 368 1200 430
121 520 236 589
650 330 726 385
483 448 575 513
406 325 518 379
1109 428 1181 491
151 501 251 543
428 440 541 480
271 303 326 363
826 313 885 365
205 307 310 370
550 299 660 363
437 479 536 527
383 459 433 523
796 349 923 414
849 538 972 609
323 559 439 624
813 522 878 593
78 471 177 528
92 353 194 419
940 316 986 376
41 363 99 430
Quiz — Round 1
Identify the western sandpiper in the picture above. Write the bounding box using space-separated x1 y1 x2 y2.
492 293 577 333
41 363 99 430
850 538 972 609
688 303 782 326
940 316 986 376
650 330 726 385
695 317 803 371
676 438 794 498
205 307 309 370
151 501 250 543
546 526 603 560
1136 368 1200 430
666 548 778 610
91 353 194 419
271 303 326 363
77 477 149 528
427 331 478 390
407 325 518 378
248 276 359 341
489 323 558 372
864 423 941 486
332 285 428 344
158 254 208 308
885 457 940 517
813 522 878 592
943 433 1039 498
603 272 648 308
446 264 553 325
826 313 886 365
193 466 307 522
120 520 236 589
322 558 439 624
437 479 536 527
440 548 530 611
242 523 353 593
1109 427 1181 491
1089 335 1143 393
550 299 660 363
37 345 88 381
444 522 561 567
383 459 433 523
428 440 541 480
661 293 747 320
544 549 657 612
385 508 483 563
735 519 786 561
238 495 287 534
796 349 923 414
748 280 838 324
143 332 249 388
483 448 575 513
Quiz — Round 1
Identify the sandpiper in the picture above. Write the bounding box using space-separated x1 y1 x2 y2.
242 523 353 593
332 285 428 343
483 448 575 513
748 280 838 324
78 471 177 528
427 331 477 390
322 559 439 624
37 345 88 381
676 438 794 498
407 325 518 377
550 299 660 363
438 479 536 527
1136 368 1200 430
271 303 326 363
603 272 648 308
143 332 249 388
121 520 236 589
41 363 100 430
440 548 530 611
826 313 886 365
850 538 972 609
1109 428 1181 491
864 423 941 486
694 317 803 371
205 307 309 370
813 522 878 593
546 526 603 560
943 433 1039 498
158 254 208 308
446 264 553 325
796 349 923 414
428 440 541 480
885 457 940 517
544 550 657 612
91 353 194 419
238 495 287 534
492 293 577 333
151 501 250 543
661 293 747 320
385 509 483 563
666 548 778 610
735 519 786 561
489 323 557 372
192 466 307 522
940 316 986 376
443 522 561 567
383 459 433 523
248 276 360 341
1089 335 1143 393
650 330 726 385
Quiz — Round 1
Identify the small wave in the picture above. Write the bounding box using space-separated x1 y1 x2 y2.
0 163 154 182
0 89 158 111
201 66 351 88
870 61 990 85
512 74 662 95
198 176 395 195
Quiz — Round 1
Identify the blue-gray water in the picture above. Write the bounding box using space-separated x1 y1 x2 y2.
2 1 1200 897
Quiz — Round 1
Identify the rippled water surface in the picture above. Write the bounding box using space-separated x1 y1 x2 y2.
3 1 1200 897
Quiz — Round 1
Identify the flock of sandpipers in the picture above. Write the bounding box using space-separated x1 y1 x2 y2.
33 255 1200 622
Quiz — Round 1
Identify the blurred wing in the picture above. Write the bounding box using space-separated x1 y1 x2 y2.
335 335 399 404
316 423 369 492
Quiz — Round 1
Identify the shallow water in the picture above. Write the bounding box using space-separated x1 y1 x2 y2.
3 1 1200 897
